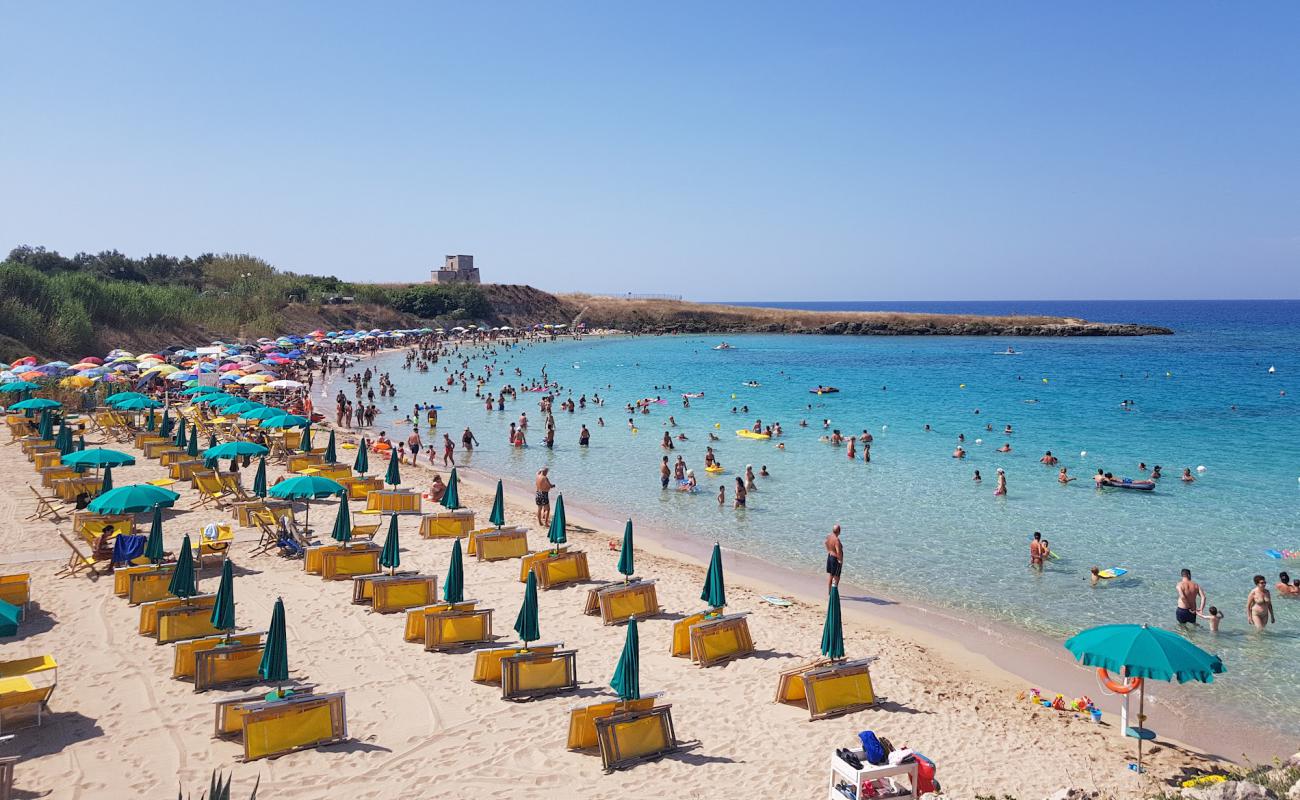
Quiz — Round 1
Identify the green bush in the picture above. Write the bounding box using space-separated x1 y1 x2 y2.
392 284 489 319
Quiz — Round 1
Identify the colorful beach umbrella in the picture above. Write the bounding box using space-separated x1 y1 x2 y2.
210 557 236 640
442 538 463 601
323 430 337 463
701 543 726 609
440 468 461 509
252 457 267 498
610 617 641 701
300 424 313 453
547 494 567 551
617 519 635 580
489 480 506 528
99 465 114 494
514 570 540 646
330 497 352 543
168 535 197 600
88 484 179 514
259 597 290 691
384 448 400 487
821 585 845 660
144 505 165 564
353 438 369 475
380 514 401 575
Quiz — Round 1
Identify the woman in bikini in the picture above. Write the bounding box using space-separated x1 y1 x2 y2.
1247 575 1275 631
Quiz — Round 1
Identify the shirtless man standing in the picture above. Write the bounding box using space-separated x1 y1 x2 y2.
1177 568 1206 625
825 525 844 589
535 467 555 527
1247 575 1275 631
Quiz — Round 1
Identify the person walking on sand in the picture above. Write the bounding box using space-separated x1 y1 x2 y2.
825 524 843 589
1177 568 1206 625
535 467 555 526
1247 575 1275 631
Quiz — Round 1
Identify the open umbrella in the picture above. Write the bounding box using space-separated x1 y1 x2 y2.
259 414 309 429
821 585 845 660
99 465 114 495
514 570 540 646
702 543 726 609
380 514 401 575
617 519 635 581
0 380 40 394
442 538 463 601
63 448 136 469
168 535 198 599
547 495 567 552
384 448 401 487
610 617 641 701
269 475 345 534
300 424 313 453
441 468 461 509
259 597 290 696
11 398 60 412
144 505 166 564
89 484 180 514
353 439 369 475
114 396 163 412
489 480 506 527
203 441 268 460
210 557 236 641
1064 624 1224 773
330 497 352 543
252 457 267 498
323 430 337 463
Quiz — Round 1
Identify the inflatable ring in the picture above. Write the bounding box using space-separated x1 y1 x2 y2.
1097 667 1142 694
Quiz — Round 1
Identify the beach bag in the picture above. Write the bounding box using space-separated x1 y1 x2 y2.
858 731 886 765
913 753 938 795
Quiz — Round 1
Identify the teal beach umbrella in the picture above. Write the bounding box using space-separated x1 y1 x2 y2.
259 414 309 429
353 438 369 475
269 475 345 534
204 441 268 460
514 570 540 646
701 543 726 609
617 519 635 580
259 597 290 693
55 420 73 455
384 448 400 487
63 448 136 469
12 398 60 413
168 535 197 600
145 408 156 432
144 505 166 564
89 485 180 514
252 457 267 498
380 514 401 575
330 497 352 543
0 601 19 637
323 430 337 463
440 468 461 509
610 617 641 701
105 391 148 407
77 434 86 451
207 432 218 451
210 557 236 640
159 407 173 438
821 585 845 660
442 538 463 601
489 480 506 527
547 494 567 552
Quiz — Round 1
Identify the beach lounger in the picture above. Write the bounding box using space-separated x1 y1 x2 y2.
471 642 561 685
689 613 754 667
340 475 383 501
348 518 382 541
518 548 590 589
194 524 234 566
0 575 30 614
39 466 76 487
424 607 494 651
125 565 179 605
402 600 477 642
32 450 61 471
156 601 223 644
212 686 315 738
191 474 233 510
321 544 381 580
113 563 165 596
230 691 348 761
351 573 435 612
139 594 216 636
56 533 99 578
595 705 680 772
169 459 207 481
367 489 422 515
0 754 16 800
583 580 661 625
194 641 267 692
173 632 265 679
670 608 725 657
51 476 100 502
26 485 66 523
500 649 578 701
775 657 877 720
469 526 529 561
0 656 57 733
287 452 326 474
418 509 475 538
567 694 661 750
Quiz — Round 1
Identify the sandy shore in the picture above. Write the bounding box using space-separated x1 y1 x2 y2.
1 414 1228 798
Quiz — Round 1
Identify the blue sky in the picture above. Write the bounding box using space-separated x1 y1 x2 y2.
2 2 1297 300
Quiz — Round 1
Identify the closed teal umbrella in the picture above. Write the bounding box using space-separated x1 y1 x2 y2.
353 438 369 475
259 597 290 695
168 535 197 600
145 408 156 432
37 410 53 440
821 585 845 660
55 420 73 455
160 407 173 438
617 519 635 581
99 465 113 495
323 430 337 463
330 497 352 543
547 494 567 552
489 480 506 527
701 543 726 609
514 570 540 646
186 428 199 457
252 457 267 498
77 434 86 451
210 557 236 641
380 514 401 575
300 424 312 453
207 432 218 450
144 505 166 564
440 468 461 509
174 419 187 449
0 600 19 637
89 484 180 514
610 617 641 701
442 538 463 602
384 448 400 487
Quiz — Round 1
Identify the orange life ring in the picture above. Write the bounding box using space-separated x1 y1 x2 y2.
1097 667 1142 694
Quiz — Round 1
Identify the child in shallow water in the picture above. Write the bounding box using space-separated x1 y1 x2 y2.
1198 606 1224 632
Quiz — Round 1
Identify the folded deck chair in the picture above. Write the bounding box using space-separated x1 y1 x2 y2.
418 509 475 538
236 691 348 762
212 685 316 738
348 519 382 541
471 642 561 685
321 544 381 580
688 613 754 667
139 594 216 637
585 580 660 625
194 641 267 693
519 548 566 582
500 649 578 701
784 658 877 720
0 574 31 613
55 533 99 578
402 600 477 642
567 694 662 750
26 485 66 523
595 704 680 772
126 565 180 605
40 466 76 487
350 573 433 611
469 526 529 561
156 602 223 644
669 608 725 657
424 607 494 651
530 550 591 590
174 632 265 680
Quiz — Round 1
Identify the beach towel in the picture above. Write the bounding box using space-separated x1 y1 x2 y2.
858 731 886 765
203 523 220 541
111 534 147 565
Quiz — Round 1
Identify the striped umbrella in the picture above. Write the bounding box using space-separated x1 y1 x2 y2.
380 514 401 575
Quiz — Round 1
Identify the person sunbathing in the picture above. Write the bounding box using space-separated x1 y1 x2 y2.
426 475 446 503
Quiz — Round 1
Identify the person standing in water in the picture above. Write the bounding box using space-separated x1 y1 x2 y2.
1247 575 1275 631
825 524 843 589
535 467 555 527
1176 568 1206 625
994 468 1007 496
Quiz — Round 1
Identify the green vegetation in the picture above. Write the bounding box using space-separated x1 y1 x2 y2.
391 283 490 319
178 769 259 800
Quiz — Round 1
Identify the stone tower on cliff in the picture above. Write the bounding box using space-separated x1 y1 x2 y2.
430 255 480 284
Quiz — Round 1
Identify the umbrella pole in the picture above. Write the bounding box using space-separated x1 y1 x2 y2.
1137 683 1146 775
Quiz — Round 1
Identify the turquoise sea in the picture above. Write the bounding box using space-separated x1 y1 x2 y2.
342 301 1300 741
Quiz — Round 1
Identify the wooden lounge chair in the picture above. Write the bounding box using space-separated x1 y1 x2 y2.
194 641 267 692
774 657 877 720
669 608 725 657
401 600 477 642
348 517 382 541
582 580 661 625
688 613 754 667
595 705 680 772
368 489 421 515
424 607 494 651
418 509 475 538
26 485 66 523
194 525 234 567
351 574 436 612
126 566 180 605
471 642 561 685
518 548 591 589
174 632 265 680
212 686 315 738
320 545 381 580
469 526 529 561
227 691 348 761
0 754 16 800
566 694 662 750
500 649 578 701
191 474 233 510
156 602 223 644
56 533 99 578
139 595 216 637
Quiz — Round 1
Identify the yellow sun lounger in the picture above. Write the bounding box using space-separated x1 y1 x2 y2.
139 595 216 637
321 546 381 580
595 704 680 772
424 607 494 651
775 657 877 719
194 524 234 567
125 565 180 605
567 694 662 750
669 608 725 657
174 632 265 679
582 580 661 625
194 641 267 693
468 526 529 560
340 475 383 501
0 573 31 612
418 508 475 538
230 691 348 762
347 518 382 541
156 601 223 644
500 649 579 701
471 642 561 685
402 600 478 642
304 542 378 575
213 686 315 738
688 613 754 667
366 489 421 515
525 550 590 590
0 656 58 733
351 574 437 613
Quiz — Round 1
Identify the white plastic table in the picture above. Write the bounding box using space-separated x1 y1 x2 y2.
827 749 918 800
